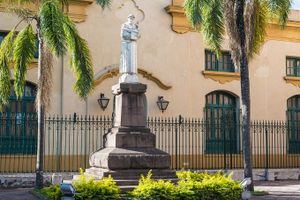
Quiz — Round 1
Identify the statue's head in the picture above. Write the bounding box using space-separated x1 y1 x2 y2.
128 14 135 22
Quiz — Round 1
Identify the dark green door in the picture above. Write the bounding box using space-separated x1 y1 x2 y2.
0 82 37 154
205 91 239 154
287 96 300 154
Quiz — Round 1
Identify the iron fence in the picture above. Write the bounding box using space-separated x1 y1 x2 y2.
1 113 300 173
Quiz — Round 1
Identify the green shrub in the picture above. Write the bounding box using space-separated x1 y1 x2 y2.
73 169 120 200
176 171 206 182
130 171 179 200
177 171 242 200
40 184 62 200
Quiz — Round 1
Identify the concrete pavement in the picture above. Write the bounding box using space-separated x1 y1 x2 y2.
252 181 300 200
0 188 39 200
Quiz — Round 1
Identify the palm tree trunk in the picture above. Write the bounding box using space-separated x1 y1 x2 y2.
35 19 45 189
236 0 254 191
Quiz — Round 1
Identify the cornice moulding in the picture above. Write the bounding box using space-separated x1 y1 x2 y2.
0 0 93 23
165 2 300 42
202 71 240 84
284 76 300 88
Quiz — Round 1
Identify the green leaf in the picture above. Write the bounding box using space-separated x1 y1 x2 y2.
63 16 94 99
0 55 11 110
201 0 225 58
268 0 291 26
0 29 16 61
184 0 205 29
13 24 36 99
39 0 66 56
250 0 268 57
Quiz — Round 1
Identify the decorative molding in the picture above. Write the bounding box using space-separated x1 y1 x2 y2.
68 0 94 23
94 67 119 86
138 69 172 90
0 0 93 23
165 1 300 42
118 0 145 23
94 66 172 90
284 76 300 88
202 71 240 84
165 4 192 34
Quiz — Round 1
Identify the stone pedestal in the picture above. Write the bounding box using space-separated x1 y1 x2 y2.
86 83 175 181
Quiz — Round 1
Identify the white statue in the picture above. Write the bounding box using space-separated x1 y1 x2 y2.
119 14 140 83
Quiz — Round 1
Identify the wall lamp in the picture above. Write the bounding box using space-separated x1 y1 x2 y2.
98 93 110 111
157 96 169 113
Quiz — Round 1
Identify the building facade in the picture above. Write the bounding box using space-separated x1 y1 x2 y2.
2 0 300 173
1 0 300 120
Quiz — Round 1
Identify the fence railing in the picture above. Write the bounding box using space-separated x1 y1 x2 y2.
1 114 300 173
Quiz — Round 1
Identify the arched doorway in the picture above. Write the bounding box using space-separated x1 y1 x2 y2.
0 82 37 154
204 91 240 154
287 95 300 153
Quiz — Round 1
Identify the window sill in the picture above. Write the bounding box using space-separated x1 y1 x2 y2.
202 71 240 84
284 76 300 87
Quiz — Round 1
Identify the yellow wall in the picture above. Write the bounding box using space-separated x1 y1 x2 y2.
1 0 300 120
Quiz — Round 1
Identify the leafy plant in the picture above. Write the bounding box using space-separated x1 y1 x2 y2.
40 184 62 200
73 169 120 200
177 171 242 200
130 171 179 200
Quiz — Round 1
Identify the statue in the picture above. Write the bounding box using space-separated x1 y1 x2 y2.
119 14 140 83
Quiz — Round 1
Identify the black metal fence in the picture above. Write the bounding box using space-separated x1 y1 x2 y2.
1 114 300 173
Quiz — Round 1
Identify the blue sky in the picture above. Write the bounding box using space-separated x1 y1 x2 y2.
292 0 300 10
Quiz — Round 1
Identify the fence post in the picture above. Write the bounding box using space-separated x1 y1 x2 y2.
265 124 269 180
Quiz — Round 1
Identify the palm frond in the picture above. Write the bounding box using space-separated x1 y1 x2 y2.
0 29 16 61
184 0 205 29
39 0 66 56
8 7 35 22
63 16 94 99
96 0 111 9
247 0 268 58
223 0 241 69
0 55 11 110
268 0 291 26
13 24 36 99
201 0 225 58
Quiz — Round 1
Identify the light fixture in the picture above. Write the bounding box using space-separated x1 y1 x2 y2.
97 93 110 111
157 96 169 113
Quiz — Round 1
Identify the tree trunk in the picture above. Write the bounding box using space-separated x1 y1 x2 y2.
35 19 45 189
236 0 254 191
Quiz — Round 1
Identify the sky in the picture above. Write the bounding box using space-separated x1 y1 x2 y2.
292 0 300 10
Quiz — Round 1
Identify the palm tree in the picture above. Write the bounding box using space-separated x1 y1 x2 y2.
0 0 110 188
184 0 291 191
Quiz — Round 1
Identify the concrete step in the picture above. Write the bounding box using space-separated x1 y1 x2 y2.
119 185 136 192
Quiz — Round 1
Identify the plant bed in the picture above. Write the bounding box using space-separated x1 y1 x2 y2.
35 170 243 200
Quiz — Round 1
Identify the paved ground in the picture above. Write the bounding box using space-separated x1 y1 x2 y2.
252 181 300 200
0 188 38 200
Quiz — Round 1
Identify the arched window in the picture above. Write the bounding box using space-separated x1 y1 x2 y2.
287 95 300 153
204 91 239 154
0 82 37 154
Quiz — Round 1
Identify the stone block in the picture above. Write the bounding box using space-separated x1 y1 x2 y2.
89 147 171 170
112 83 148 127
105 129 155 148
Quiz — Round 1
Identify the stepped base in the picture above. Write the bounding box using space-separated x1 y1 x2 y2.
85 167 176 179
89 147 171 170
84 167 177 192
